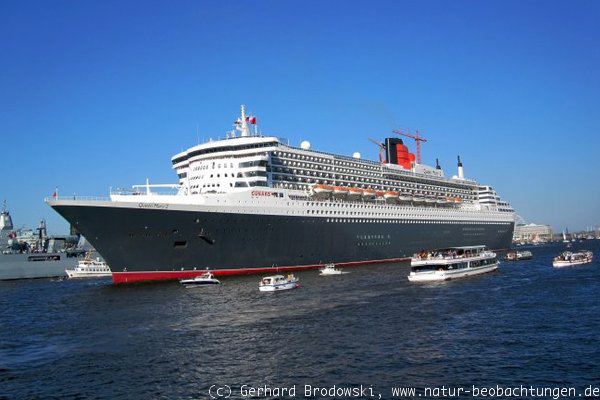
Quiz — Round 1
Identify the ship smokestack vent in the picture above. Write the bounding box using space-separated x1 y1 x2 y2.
457 156 464 179
384 138 416 169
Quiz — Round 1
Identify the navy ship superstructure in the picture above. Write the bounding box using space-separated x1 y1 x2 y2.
48 106 515 284
1 204 90 280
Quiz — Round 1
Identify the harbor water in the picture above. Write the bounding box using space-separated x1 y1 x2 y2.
1 241 599 399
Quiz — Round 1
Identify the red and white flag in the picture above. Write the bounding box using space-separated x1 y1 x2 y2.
52 187 58 199
246 116 257 124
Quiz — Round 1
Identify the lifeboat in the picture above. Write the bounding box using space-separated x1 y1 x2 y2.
436 197 446 204
383 191 399 202
347 187 363 198
312 184 333 196
425 197 436 204
454 197 462 203
333 186 348 196
398 194 412 202
362 189 377 199
445 197 455 204
412 196 426 203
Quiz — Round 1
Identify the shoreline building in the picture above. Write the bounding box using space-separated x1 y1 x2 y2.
513 223 553 243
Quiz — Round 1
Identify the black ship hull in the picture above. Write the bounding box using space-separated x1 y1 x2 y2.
51 203 514 284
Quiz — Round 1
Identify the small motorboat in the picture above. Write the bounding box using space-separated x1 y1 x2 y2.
319 263 346 275
259 274 299 292
504 250 533 261
552 251 593 267
180 271 220 286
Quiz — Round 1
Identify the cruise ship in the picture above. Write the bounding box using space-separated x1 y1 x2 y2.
47 106 515 284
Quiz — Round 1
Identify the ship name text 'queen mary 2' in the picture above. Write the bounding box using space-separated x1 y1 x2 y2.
47 106 515 284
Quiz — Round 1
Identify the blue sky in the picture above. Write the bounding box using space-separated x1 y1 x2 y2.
2 0 599 233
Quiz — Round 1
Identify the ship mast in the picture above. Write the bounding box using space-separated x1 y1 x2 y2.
236 105 250 137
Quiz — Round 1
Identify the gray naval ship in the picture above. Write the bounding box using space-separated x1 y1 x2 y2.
0 204 90 280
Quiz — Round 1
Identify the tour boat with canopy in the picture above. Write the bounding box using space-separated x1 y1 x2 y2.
552 251 593 267
408 245 498 282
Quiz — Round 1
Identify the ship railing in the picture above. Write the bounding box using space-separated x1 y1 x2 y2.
111 183 181 196
45 196 111 202
412 251 494 262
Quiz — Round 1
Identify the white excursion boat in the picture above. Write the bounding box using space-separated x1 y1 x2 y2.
180 271 221 286
65 252 111 278
504 250 533 261
319 263 347 275
552 251 593 267
408 245 498 282
259 274 299 292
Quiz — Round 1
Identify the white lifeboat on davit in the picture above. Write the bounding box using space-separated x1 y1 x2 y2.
347 187 363 198
312 184 333 196
383 191 398 202
362 189 377 199
333 186 348 196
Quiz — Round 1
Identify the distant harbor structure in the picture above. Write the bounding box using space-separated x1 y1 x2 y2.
513 223 553 243
1 201 94 280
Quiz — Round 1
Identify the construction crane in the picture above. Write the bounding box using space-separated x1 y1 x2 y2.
368 138 385 163
392 129 427 164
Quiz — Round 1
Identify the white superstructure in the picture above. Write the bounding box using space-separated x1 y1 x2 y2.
107 106 516 227
47 105 517 284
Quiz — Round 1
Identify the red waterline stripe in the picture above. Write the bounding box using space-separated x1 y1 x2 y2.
111 257 410 285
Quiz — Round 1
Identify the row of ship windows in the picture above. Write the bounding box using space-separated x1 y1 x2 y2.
274 160 451 188
321 219 509 224
185 155 475 196
273 157 472 191
211 197 503 217
183 150 474 194
191 160 267 172
179 152 270 169
271 172 472 196
189 181 268 191
192 162 233 171
308 209 461 217
271 175 473 198
190 171 267 180
301 207 494 217
274 151 380 172
275 159 381 176
173 142 276 164
357 234 389 239
272 182 476 199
